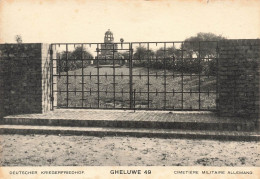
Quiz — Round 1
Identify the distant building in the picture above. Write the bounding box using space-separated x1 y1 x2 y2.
100 29 118 57
96 29 126 65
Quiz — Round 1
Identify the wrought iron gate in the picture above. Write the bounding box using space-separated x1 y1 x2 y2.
50 41 218 111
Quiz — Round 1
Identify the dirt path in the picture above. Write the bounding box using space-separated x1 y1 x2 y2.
0 134 259 166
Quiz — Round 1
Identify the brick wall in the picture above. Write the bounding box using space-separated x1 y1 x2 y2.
218 39 260 120
0 43 51 118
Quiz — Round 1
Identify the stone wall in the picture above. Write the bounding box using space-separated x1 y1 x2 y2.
217 39 260 120
0 43 51 118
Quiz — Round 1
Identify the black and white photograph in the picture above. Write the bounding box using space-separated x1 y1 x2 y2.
0 0 259 178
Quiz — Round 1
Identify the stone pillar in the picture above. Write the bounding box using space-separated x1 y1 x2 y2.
51 45 58 108
41 43 52 112
0 43 52 118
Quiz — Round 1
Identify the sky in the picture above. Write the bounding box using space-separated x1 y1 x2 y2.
0 0 259 43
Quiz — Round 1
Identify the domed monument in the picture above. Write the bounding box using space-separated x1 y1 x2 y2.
104 29 114 43
96 29 127 65
100 29 118 57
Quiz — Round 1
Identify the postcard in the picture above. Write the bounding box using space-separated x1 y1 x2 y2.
0 0 259 178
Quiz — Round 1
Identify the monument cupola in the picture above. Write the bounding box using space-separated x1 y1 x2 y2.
104 29 114 43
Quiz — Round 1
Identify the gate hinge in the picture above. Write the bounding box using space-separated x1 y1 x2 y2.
50 96 54 101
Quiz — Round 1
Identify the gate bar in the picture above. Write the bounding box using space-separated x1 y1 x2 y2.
198 42 201 110
50 44 54 110
97 44 100 108
66 44 69 108
129 43 133 109
181 42 184 109
147 43 150 109
81 44 84 107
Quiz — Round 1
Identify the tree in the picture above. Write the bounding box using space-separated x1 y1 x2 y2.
182 32 226 75
59 46 93 72
155 46 177 58
133 46 155 67
15 35 22 43
67 46 93 60
183 32 226 58
119 51 130 60
133 46 148 60
153 46 178 69
116 51 130 65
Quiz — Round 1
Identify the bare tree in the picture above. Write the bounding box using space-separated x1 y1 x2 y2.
15 35 22 43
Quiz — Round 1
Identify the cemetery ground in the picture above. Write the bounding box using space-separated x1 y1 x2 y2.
56 66 216 109
0 134 259 166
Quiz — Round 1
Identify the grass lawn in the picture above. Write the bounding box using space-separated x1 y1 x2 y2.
54 66 216 110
